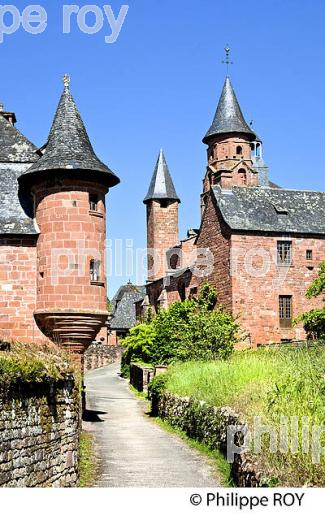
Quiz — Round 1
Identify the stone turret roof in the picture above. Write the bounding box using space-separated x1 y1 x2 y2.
21 79 120 188
143 149 180 203
203 77 256 144
212 185 325 235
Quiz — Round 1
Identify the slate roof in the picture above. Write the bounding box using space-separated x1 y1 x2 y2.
0 111 38 235
143 149 180 203
0 165 37 234
109 286 146 331
212 185 325 235
21 80 120 188
0 112 38 163
203 77 256 144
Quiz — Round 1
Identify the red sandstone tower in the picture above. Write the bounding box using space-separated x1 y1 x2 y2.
19 76 119 354
143 150 180 281
202 76 259 193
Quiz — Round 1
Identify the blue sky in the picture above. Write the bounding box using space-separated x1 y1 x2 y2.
2 0 325 296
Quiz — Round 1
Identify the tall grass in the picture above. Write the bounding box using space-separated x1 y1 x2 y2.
165 347 325 486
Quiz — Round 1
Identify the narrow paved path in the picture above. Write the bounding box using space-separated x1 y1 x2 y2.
83 364 222 487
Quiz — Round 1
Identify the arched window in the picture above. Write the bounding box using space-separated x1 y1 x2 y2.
256 143 261 157
236 146 243 155
238 168 247 182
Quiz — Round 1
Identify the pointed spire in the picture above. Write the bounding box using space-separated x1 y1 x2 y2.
143 149 180 204
22 76 119 187
203 77 255 144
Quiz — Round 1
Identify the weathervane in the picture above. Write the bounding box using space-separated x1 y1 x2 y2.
222 46 233 75
63 74 70 88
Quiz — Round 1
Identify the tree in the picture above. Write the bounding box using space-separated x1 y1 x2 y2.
121 283 239 369
306 262 325 300
294 263 325 340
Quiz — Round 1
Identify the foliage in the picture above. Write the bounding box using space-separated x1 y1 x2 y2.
122 283 239 370
294 308 325 339
160 345 325 486
120 322 156 377
0 339 75 386
295 263 325 339
306 262 325 299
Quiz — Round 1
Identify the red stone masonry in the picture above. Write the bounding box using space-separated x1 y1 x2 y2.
32 178 109 350
146 200 179 281
0 236 46 342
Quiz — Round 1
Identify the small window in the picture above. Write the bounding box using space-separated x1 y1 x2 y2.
277 241 292 265
89 194 98 212
236 146 243 155
256 143 261 157
306 250 313 260
90 259 100 282
279 296 292 329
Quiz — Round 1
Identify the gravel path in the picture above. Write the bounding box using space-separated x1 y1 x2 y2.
83 363 222 487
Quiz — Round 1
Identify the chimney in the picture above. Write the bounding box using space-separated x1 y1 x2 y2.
0 103 17 125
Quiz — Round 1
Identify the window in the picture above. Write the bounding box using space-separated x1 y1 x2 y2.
236 146 242 155
256 143 261 157
277 241 292 265
89 194 98 212
306 250 313 260
178 282 186 302
279 296 292 328
90 260 101 282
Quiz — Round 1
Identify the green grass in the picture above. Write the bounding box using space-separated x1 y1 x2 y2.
163 346 325 486
79 431 98 487
155 417 232 486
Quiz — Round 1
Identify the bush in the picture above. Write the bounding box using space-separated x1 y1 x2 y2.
295 263 325 339
121 283 239 371
294 308 325 339
120 322 156 377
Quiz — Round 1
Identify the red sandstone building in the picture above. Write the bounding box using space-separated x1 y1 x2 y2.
141 76 325 346
0 76 119 354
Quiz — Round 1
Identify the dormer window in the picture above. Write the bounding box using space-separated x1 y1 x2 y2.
236 146 242 155
256 143 261 157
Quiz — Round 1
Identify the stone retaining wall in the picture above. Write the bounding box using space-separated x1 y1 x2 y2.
85 343 124 371
157 392 264 487
0 377 80 487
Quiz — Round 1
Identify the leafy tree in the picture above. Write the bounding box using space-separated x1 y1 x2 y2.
295 263 325 340
121 283 239 370
306 262 325 300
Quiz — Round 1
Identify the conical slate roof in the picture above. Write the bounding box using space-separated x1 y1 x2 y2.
203 77 256 144
143 149 180 203
0 112 38 163
22 79 119 187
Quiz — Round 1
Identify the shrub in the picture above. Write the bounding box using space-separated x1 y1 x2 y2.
121 283 239 370
295 263 325 339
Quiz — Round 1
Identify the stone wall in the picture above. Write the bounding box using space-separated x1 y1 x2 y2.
130 363 154 392
85 342 123 371
231 232 325 345
0 377 80 487
0 236 46 343
156 392 264 487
